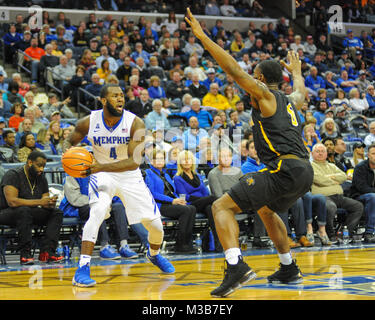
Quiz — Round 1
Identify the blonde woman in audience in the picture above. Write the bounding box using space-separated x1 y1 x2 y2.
35 128 52 154
351 142 366 167
24 91 37 109
349 88 369 113
223 85 240 109
320 118 340 140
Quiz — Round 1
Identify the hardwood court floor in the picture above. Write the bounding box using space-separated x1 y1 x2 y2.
0 244 375 300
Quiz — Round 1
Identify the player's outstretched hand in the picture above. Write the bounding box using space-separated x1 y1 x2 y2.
280 50 301 75
185 8 205 40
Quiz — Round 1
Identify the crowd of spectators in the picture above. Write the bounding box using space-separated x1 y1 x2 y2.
1 1 375 262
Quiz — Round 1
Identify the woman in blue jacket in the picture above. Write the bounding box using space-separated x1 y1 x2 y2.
173 150 222 252
145 149 197 253
147 75 166 99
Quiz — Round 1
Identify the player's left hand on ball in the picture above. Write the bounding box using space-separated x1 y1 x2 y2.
80 158 100 177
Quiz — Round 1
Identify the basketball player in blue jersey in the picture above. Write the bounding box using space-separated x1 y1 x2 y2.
65 84 175 287
186 9 313 297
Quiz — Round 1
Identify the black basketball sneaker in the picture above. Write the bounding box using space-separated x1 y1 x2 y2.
267 260 303 284
211 256 257 298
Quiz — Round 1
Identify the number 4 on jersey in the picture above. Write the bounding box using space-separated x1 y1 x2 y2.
110 147 117 160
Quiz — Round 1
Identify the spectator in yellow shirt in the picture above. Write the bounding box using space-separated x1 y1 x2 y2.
223 85 241 109
97 59 112 83
230 31 245 57
202 83 231 110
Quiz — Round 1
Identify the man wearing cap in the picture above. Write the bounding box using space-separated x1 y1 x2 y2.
202 68 223 91
169 97 213 130
88 38 101 61
334 106 353 134
350 143 375 243
337 50 353 69
88 23 103 42
356 70 371 94
304 35 317 57
343 29 363 58
364 121 375 146
341 59 357 80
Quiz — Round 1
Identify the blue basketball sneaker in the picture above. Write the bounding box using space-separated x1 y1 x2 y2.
146 250 175 273
72 263 96 287
119 245 138 259
100 245 121 260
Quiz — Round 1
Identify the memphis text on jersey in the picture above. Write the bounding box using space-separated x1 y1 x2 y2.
92 136 131 147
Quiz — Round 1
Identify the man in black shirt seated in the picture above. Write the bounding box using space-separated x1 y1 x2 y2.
0 150 63 265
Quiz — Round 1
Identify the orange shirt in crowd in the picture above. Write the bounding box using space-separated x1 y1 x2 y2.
8 115 24 132
24 46 45 61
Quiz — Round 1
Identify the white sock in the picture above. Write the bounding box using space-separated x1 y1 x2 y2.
149 247 160 256
120 240 128 248
278 252 293 265
225 248 242 265
79 254 91 268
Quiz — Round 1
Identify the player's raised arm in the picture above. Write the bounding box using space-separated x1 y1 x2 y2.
64 115 90 150
281 50 307 110
185 10 271 98
88 116 145 174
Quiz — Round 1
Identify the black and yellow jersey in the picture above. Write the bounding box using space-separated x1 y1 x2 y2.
251 89 309 164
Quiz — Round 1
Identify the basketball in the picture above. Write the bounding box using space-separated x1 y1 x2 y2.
62 147 93 178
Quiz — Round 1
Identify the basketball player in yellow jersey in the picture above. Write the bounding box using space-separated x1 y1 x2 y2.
186 8 312 297
65 84 174 287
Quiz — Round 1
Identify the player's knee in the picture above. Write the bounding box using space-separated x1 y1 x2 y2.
142 218 164 245
212 198 224 216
